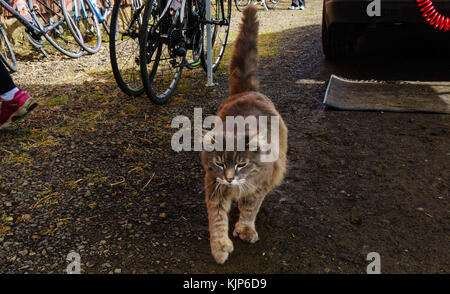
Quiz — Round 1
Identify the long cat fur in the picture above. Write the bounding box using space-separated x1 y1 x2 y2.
201 6 288 264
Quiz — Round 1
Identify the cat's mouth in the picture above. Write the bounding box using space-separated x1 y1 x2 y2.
216 177 244 188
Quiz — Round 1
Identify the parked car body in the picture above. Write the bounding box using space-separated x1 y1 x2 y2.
322 0 450 58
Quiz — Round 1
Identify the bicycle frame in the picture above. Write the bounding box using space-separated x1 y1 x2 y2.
157 0 186 27
72 0 105 23
205 0 228 26
153 0 226 32
122 0 144 35
131 0 143 14
141 0 228 38
0 0 55 36
34 0 63 25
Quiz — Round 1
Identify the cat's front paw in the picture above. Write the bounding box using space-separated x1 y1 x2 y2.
233 222 259 243
211 237 234 264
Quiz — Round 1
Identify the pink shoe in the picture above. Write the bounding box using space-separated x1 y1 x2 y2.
0 89 38 130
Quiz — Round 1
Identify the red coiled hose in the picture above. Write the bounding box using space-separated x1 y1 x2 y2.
417 0 450 32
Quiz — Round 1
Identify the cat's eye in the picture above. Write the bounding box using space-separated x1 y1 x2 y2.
236 162 247 168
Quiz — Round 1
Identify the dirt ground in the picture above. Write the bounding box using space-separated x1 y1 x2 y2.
0 0 449 274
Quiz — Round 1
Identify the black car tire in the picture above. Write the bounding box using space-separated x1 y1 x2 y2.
322 7 357 59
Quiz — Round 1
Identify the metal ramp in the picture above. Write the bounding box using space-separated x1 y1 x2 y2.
323 75 450 114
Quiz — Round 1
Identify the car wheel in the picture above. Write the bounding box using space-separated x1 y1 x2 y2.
322 9 357 59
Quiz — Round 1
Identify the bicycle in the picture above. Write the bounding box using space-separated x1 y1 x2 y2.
235 0 279 12
61 0 113 54
139 0 231 104
0 0 83 58
1 14 57 72
109 0 145 96
1 7 49 59
0 22 17 71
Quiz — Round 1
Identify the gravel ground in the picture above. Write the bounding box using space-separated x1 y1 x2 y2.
0 0 449 274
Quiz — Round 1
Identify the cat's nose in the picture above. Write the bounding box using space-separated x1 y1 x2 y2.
225 178 233 183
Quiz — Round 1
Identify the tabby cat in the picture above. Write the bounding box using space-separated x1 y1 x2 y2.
201 6 288 264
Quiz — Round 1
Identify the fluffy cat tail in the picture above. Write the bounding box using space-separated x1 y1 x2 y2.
229 6 259 96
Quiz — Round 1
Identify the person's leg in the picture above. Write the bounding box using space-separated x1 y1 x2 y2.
299 0 305 9
288 0 300 9
0 61 37 130
0 61 17 98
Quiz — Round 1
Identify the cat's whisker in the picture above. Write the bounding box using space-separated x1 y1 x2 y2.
243 181 256 194
198 180 216 195
237 182 244 199
212 183 226 216
211 180 223 200
241 183 249 202
243 183 251 197
237 179 246 194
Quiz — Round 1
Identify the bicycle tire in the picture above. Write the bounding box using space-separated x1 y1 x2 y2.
100 0 113 36
61 0 102 54
28 0 83 58
201 0 231 72
109 0 145 96
185 0 204 69
139 0 184 104
0 25 17 72
265 0 280 9
235 0 250 12
25 31 49 57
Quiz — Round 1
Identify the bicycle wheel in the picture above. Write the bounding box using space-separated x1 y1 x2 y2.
201 0 231 72
0 24 17 72
99 0 113 36
61 0 102 54
185 0 204 69
110 0 145 96
25 31 49 57
139 0 184 104
28 0 83 58
265 0 280 9
235 0 250 12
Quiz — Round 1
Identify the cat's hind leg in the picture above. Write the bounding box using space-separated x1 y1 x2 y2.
233 194 265 243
